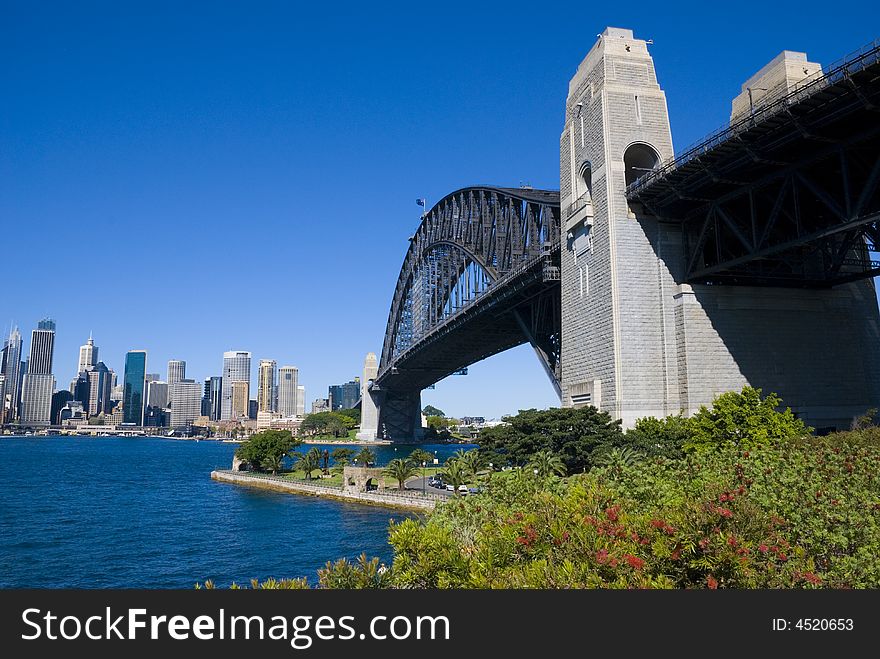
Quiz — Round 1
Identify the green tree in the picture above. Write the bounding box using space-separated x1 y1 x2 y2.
625 414 690 459
331 447 356 466
477 406 624 473
457 449 487 478
528 449 567 477
296 447 323 480
235 430 300 473
422 405 445 417
384 458 419 491
441 459 469 495
354 447 376 467
409 448 434 466
685 387 811 452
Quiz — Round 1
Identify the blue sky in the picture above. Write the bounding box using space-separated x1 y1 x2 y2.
2 1 878 418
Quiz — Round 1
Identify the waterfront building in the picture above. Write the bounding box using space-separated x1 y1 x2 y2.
51 390 73 425
122 350 147 425
28 319 55 375
256 410 279 429
277 366 298 417
169 379 202 428
143 405 167 428
104 403 124 425
87 362 112 416
221 351 251 420
296 385 305 417
248 399 258 420
20 374 54 425
257 359 277 413
147 379 168 409
1 327 23 422
59 400 86 426
311 398 330 414
203 376 222 421
77 334 98 374
110 382 124 403
0 375 5 423
72 372 90 410
167 360 185 385
230 380 250 420
329 378 360 411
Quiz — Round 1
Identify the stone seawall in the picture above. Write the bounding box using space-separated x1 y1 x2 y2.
210 470 437 512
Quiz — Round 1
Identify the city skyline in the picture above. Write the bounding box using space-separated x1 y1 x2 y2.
3 3 875 418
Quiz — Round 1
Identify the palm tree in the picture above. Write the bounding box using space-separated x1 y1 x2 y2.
593 446 642 471
383 458 419 490
296 448 323 480
261 454 282 475
460 450 487 478
528 450 567 477
354 447 376 467
331 447 355 466
409 448 433 466
441 459 469 496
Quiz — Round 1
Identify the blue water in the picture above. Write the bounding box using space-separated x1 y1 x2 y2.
0 437 472 588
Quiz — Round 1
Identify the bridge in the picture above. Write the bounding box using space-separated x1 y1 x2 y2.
358 28 880 440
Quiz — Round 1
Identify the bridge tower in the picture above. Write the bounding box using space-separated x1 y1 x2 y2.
560 27 880 429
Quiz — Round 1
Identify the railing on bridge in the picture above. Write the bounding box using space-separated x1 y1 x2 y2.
626 39 880 196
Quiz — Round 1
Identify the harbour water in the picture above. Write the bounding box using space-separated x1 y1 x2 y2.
0 437 470 588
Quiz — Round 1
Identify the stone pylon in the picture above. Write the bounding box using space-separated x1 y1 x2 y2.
356 352 379 440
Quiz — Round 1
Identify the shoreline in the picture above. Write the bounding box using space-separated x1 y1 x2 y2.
211 470 438 511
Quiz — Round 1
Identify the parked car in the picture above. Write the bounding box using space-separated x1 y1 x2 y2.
458 485 469 495
446 484 455 491
468 487 481 494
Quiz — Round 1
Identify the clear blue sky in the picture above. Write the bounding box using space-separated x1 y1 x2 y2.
2 1 878 418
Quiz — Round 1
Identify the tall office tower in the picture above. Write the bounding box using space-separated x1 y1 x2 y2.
296 385 305 417
20 319 57 425
167 360 185 385
203 376 222 420
0 375 5 423
329 379 360 410
277 366 298 417
2 327 23 421
147 379 168 409
248 399 258 420
51 390 73 425
87 362 112 416
221 351 251 420
72 372 90 409
169 379 202 427
123 350 147 425
230 380 249 420
257 359 277 413
77 333 98 374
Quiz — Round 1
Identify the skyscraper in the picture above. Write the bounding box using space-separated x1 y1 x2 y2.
203 376 222 421
0 375 5 424
257 359 277 413
221 351 251 420
147 379 168 409
169 379 201 427
167 360 185 385
123 350 147 425
296 385 305 417
230 380 250 420
2 327 23 422
87 361 112 416
20 320 56 425
329 378 360 410
78 334 98 374
277 366 298 417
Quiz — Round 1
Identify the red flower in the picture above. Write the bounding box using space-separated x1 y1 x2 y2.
803 572 822 585
698 538 710 550
596 548 608 564
727 536 738 547
707 575 718 589
719 493 729 502
663 525 676 535
717 507 733 518
624 554 645 570
743 451 749 458
605 506 620 522
650 519 665 529
670 549 681 561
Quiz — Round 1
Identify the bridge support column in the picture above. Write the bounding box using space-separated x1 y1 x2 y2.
377 389 424 442
356 352 380 441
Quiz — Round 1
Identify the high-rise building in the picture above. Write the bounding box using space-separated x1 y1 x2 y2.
248 399 258 420
72 372 90 410
147 379 168 409
123 350 147 425
203 376 222 421
28 319 56 375
167 360 185 385
20 374 54 425
296 385 305 417
2 327 23 422
221 351 251 420
277 366 298 417
0 375 5 424
77 334 98 374
51 390 73 425
110 382 124 403
257 359 277 413
230 380 249 420
87 362 112 416
311 398 330 414
20 320 57 425
169 379 201 427
329 378 360 411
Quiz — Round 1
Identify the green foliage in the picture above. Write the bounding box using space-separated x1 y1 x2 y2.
459 449 487 477
476 406 624 473
685 387 811 451
624 414 690 459
441 459 469 494
384 458 419 490
423 405 445 417
295 447 323 479
299 411 358 438
317 554 394 589
528 450 567 477
409 448 434 465
354 447 376 466
234 430 300 473
330 447 355 465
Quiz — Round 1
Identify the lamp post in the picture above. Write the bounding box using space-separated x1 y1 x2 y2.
422 460 426 496
746 86 769 117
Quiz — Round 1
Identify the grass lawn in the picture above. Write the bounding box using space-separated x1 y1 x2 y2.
281 470 343 487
